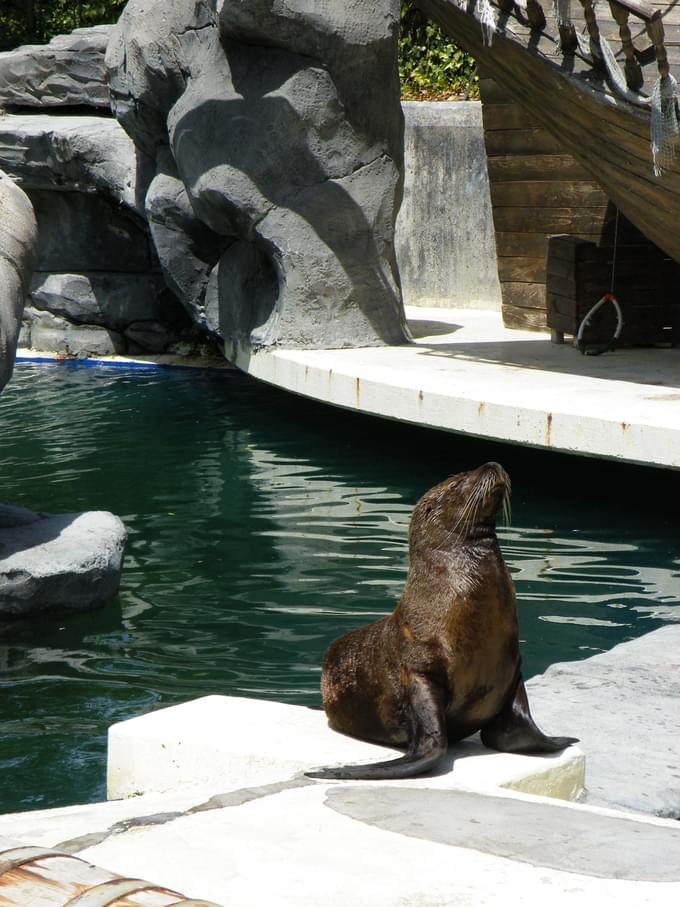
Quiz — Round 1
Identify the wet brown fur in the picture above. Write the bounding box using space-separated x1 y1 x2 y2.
320 462 519 748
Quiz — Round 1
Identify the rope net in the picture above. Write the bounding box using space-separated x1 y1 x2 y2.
650 74 679 176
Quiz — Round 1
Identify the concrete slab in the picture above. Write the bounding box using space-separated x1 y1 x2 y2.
396 102 501 310
527 626 680 817
0 778 677 906
231 306 680 470
106 695 585 802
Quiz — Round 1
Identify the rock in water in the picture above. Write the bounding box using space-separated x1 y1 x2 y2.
0 509 128 617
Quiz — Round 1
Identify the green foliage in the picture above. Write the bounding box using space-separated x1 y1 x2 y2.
399 1 478 99
0 12 27 50
0 1 125 51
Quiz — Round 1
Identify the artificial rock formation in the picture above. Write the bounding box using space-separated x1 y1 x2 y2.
0 113 193 357
0 169 37 391
0 183 128 614
0 26 113 110
106 0 409 353
0 1 410 358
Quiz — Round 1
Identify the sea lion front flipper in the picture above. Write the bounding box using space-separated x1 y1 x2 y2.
481 674 579 754
306 674 447 780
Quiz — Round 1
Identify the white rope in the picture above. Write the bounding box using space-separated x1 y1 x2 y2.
598 31 634 98
651 73 679 176
576 293 624 355
575 28 651 109
478 0 497 46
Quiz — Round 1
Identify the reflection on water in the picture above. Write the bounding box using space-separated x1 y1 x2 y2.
0 363 678 812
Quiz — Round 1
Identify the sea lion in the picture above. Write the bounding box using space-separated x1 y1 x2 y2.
307 462 577 780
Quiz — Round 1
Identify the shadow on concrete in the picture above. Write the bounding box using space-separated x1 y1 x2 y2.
414 338 680 390
326 785 680 881
407 319 463 339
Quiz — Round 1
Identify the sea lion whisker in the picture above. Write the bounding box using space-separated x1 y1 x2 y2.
502 489 512 527
450 489 480 537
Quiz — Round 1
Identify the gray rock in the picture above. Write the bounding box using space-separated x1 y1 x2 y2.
29 272 171 330
0 169 37 392
145 150 227 329
106 0 408 351
0 509 127 617
0 26 113 110
123 319 183 353
0 504 40 529
0 114 148 215
27 309 126 357
527 627 680 817
28 189 151 273
204 241 277 343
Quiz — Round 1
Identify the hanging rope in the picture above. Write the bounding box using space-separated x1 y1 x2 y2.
478 0 497 46
576 293 624 354
576 209 624 355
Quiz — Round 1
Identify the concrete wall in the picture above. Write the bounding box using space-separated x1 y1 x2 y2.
396 101 501 310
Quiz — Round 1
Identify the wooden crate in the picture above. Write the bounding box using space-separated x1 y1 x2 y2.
546 234 680 346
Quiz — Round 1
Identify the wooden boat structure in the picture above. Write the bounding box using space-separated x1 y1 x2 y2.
416 0 680 342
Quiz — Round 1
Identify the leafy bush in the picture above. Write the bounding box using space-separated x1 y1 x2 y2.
399 1 478 99
0 1 125 50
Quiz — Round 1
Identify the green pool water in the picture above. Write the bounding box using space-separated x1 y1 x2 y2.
0 361 678 813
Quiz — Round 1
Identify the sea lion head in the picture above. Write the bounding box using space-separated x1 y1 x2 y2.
409 462 511 551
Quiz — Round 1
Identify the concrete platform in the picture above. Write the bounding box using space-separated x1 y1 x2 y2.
0 695 678 906
106 695 585 803
232 306 680 470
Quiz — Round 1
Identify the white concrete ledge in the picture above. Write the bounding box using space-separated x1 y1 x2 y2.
232 307 680 470
107 694 584 802
2 655 679 907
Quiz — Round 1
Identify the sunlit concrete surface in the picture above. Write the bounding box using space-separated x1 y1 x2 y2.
106 695 585 802
1 786 679 906
233 306 680 470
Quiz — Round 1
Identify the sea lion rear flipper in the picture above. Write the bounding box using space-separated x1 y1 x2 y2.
481 674 579 754
306 674 447 780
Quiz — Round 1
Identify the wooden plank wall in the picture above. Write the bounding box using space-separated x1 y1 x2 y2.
478 72 614 331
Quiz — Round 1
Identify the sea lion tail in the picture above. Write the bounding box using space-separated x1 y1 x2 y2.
305 745 444 781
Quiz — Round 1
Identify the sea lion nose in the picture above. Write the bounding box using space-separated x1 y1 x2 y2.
484 462 510 485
